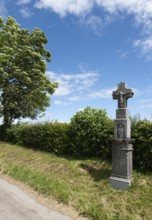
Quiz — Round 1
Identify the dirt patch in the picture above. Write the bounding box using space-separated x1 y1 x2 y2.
0 174 87 220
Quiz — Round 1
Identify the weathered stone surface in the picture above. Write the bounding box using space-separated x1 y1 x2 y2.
112 82 134 108
109 82 134 190
114 118 131 139
109 177 131 190
116 108 129 118
111 142 133 179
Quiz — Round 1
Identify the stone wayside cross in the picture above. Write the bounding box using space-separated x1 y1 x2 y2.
113 82 134 109
109 82 134 190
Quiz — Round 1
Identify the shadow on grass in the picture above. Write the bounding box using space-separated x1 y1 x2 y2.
80 163 111 181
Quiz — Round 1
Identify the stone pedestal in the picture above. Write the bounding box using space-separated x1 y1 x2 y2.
109 138 133 190
109 82 134 190
109 177 131 190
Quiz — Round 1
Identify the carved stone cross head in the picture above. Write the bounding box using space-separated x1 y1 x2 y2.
113 82 134 108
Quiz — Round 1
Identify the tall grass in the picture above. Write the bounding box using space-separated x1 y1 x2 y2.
0 142 151 220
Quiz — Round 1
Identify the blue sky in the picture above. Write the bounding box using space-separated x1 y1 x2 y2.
1 0 152 122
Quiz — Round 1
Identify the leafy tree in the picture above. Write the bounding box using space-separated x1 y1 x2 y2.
0 16 57 127
69 107 114 157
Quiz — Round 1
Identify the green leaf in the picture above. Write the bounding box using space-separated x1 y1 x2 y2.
0 16 58 127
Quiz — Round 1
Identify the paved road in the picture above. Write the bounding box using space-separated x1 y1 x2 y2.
0 178 72 220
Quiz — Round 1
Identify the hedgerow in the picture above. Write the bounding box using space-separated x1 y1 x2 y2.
1 122 70 154
132 119 152 171
0 108 151 172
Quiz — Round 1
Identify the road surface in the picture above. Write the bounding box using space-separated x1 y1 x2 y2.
0 178 72 220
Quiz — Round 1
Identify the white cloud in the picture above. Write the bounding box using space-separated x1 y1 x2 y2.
34 0 152 23
19 7 33 18
95 0 152 18
77 108 85 112
134 37 152 58
88 86 138 101
80 15 103 34
0 0 7 18
54 100 69 106
54 100 62 105
35 0 93 17
47 70 99 96
115 49 128 59
16 0 31 5
138 99 152 103
145 85 152 94
88 87 116 99
68 96 81 101
34 0 152 57
132 87 138 96
55 84 72 96
95 0 152 57
48 71 136 103
140 104 152 108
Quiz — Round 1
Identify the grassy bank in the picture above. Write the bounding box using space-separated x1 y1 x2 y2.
0 142 151 220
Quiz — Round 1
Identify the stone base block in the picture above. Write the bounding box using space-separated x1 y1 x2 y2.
109 176 131 190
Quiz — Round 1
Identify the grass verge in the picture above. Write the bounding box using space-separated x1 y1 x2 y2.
0 142 151 220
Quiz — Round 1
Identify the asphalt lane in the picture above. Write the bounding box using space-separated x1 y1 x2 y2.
0 178 72 220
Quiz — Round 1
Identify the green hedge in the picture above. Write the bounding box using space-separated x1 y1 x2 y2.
2 122 70 154
132 119 152 171
0 108 151 172
0 107 114 158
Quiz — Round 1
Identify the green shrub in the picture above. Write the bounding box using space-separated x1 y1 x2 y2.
1 110 151 172
22 122 70 154
132 119 152 171
3 123 26 144
1 122 70 154
69 107 114 157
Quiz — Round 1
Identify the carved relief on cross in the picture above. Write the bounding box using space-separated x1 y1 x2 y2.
113 82 134 108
